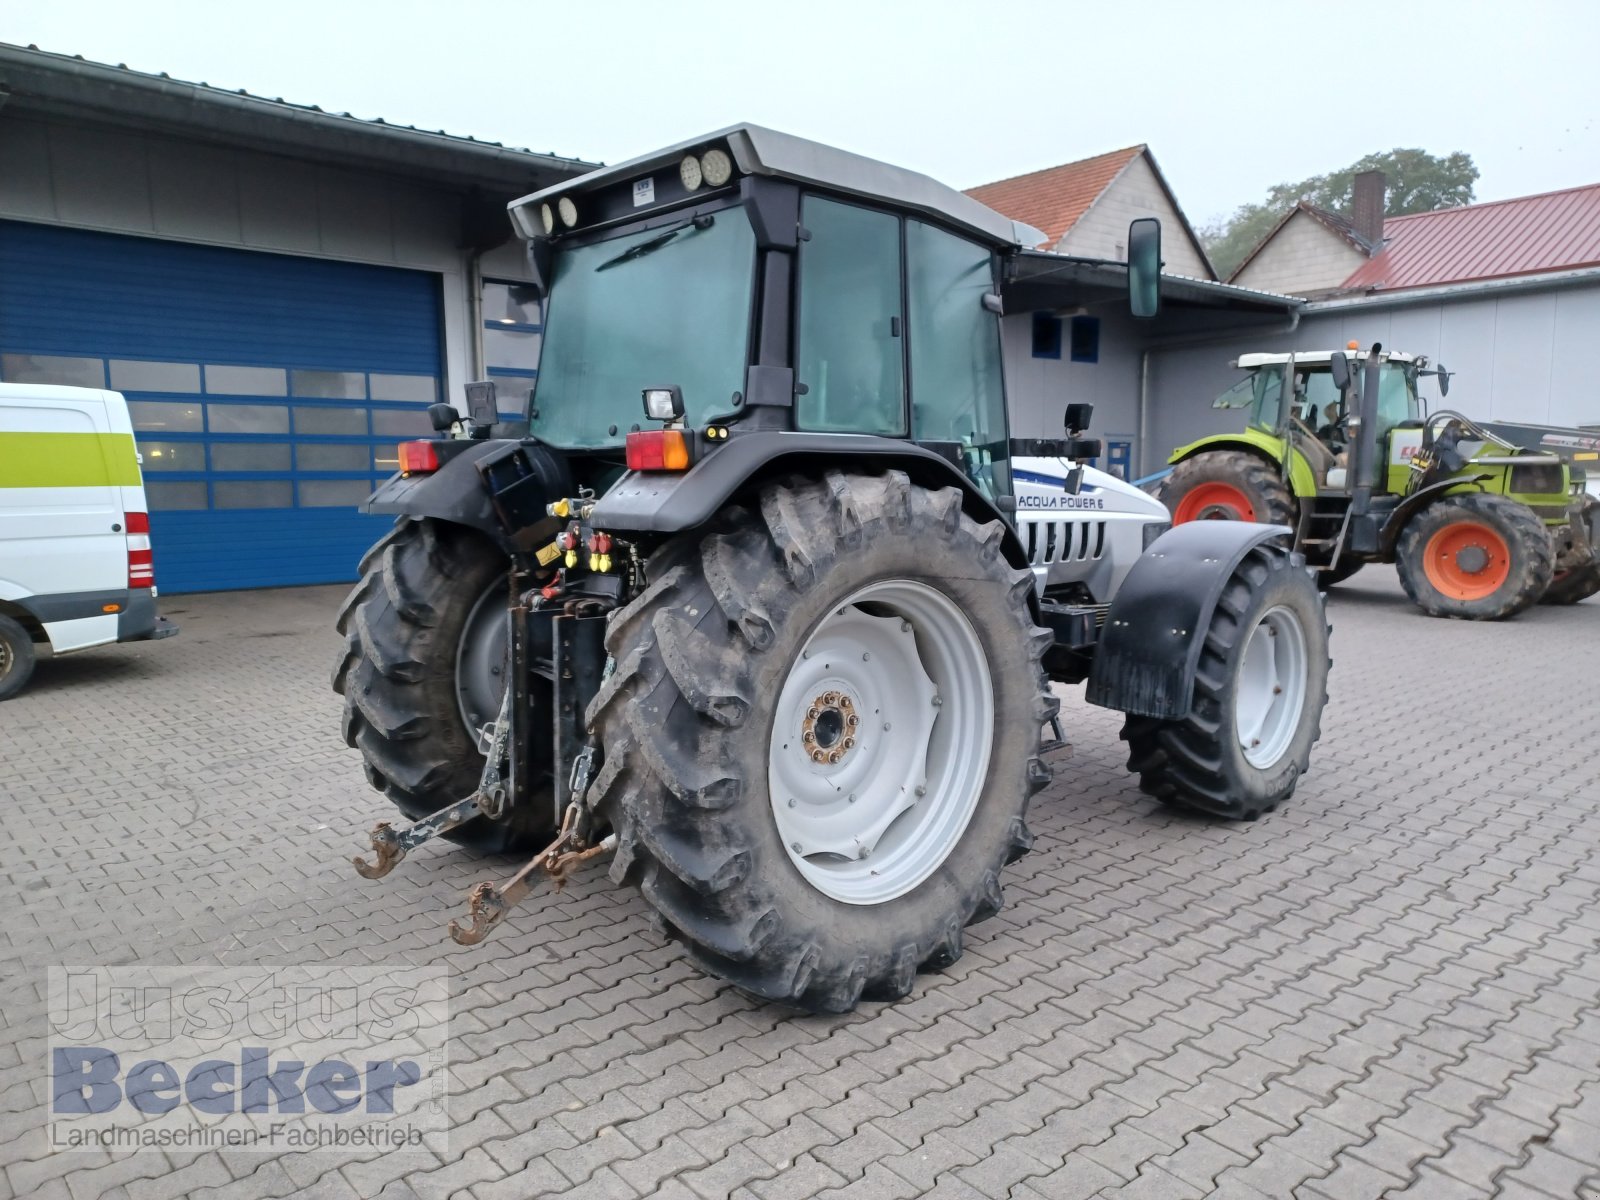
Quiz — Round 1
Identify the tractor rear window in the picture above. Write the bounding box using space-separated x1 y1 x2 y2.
529 214 756 449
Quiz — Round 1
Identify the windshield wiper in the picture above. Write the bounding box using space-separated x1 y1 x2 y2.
595 215 714 272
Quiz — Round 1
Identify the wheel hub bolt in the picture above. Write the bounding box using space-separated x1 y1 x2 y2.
915 784 927 797
787 798 796 808
791 842 802 853
931 695 942 707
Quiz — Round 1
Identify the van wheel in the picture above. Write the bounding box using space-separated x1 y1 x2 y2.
0 614 38 701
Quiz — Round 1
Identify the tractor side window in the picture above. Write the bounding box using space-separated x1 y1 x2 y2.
795 197 906 435
906 221 1009 499
1251 366 1285 433
1375 366 1415 440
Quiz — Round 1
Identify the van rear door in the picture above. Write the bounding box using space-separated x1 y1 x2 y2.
0 387 136 651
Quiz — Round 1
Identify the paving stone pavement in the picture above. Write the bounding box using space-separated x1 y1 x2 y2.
2 570 1598 1200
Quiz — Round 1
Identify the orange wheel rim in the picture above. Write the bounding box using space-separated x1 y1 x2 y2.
1173 482 1254 523
1422 521 1511 600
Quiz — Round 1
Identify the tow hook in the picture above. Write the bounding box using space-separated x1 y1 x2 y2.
448 802 616 945
353 793 488 879
351 685 514 880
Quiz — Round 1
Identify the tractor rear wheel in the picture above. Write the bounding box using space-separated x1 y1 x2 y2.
1395 494 1552 620
1158 451 1297 528
586 471 1054 1013
333 518 553 853
1122 542 1329 820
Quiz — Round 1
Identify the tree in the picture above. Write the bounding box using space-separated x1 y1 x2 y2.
1202 149 1478 279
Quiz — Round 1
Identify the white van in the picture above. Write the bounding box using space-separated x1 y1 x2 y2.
0 382 178 699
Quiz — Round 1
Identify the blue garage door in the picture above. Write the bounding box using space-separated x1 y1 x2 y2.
0 220 442 593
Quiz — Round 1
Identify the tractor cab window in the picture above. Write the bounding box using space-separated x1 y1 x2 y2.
1212 366 1285 433
796 197 907 435
906 220 1009 499
1374 365 1418 440
529 213 757 449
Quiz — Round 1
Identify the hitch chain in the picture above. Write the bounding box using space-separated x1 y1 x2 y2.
352 685 515 880
448 801 615 946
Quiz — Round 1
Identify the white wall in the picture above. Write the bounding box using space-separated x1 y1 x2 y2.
1057 155 1212 280
1231 210 1368 297
0 115 532 404
1001 309 1143 471
1143 281 1600 474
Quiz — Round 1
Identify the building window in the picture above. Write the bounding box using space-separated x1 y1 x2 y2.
482 279 542 415
1031 312 1062 359
1069 316 1100 364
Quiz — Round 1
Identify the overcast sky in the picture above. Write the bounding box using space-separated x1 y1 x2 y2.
3 0 1596 226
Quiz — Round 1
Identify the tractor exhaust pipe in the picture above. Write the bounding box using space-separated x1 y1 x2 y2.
1349 344 1384 520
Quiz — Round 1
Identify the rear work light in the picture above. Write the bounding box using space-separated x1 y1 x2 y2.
126 511 155 590
626 429 691 472
398 441 440 475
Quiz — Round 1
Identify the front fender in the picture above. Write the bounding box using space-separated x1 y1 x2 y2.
591 431 1031 570
1086 521 1297 719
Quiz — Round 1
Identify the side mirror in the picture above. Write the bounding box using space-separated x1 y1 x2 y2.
1437 365 1450 397
1329 352 1351 391
427 403 458 432
463 380 499 429
1064 402 1094 434
1127 218 1162 319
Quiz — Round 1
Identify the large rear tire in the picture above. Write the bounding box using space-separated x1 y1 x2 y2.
333 518 552 853
586 471 1055 1012
1122 543 1329 820
1158 450 1298 528
1395 494 1552 620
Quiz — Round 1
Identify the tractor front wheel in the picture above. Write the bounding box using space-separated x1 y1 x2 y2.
1395 494 1552 620
586 471 1054 1012
1158 450 1297 528
1122 542 1329 820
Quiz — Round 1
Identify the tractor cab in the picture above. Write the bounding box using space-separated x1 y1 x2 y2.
1215 348 1430 495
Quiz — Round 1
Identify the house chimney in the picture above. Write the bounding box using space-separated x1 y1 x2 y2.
1352 170 1386 247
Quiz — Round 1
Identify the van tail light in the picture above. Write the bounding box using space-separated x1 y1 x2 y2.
398 441 440 474
625 429 691 472
126 511 155 590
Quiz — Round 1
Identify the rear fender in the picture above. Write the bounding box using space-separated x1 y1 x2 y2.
1170 432 1317 500
1086 521 1297 719
363 439 571 550
590 431 1031 571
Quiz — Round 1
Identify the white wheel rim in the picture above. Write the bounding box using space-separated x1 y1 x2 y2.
768 579 994 906
1234 604 1309 769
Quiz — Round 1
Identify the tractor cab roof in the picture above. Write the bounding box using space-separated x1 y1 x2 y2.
509 123 1047 250
1236 350 1419 369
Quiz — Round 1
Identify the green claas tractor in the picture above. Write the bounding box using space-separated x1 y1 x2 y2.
335 125 1331 1013
1159 346 1599 618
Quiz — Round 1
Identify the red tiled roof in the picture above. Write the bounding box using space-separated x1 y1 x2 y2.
964 146 1143 247
1342 183 1600 291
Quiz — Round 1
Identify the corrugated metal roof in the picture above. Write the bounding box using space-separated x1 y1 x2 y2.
963 147 1143 247
0 42 595 171
1342 183 1600 291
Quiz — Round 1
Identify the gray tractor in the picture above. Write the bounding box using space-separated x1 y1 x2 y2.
335 126 1331 1012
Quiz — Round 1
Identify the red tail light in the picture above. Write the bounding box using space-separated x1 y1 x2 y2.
625 429 691 472
126 511 155 590
399 441 440 474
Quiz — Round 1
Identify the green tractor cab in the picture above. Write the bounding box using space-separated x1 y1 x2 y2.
1161 346 1599 618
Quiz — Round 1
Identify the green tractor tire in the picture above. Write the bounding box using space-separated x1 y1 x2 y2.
1395 493 1553 620
1158 450 1297 528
